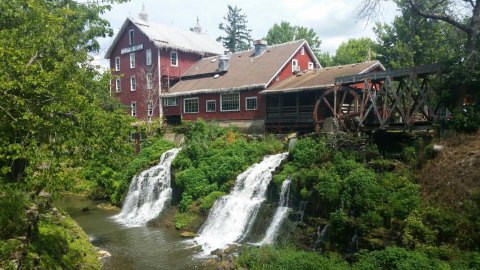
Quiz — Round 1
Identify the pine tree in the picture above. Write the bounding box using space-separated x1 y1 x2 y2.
217 5 252 52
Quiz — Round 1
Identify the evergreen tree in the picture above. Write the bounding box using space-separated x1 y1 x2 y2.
217 5 252 52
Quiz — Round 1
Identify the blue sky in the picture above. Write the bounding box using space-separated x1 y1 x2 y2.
93 0 398 66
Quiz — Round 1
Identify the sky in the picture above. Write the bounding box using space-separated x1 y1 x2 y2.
93 0 399 66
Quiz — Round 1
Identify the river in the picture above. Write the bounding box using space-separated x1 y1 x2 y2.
57 195 204 270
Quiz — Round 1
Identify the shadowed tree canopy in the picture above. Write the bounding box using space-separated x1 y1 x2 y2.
264 21 322 53
0 0 133 193
358 0 480 62
334 37 377 65
217 5 252 52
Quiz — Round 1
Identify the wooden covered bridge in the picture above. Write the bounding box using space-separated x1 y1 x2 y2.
262 63 440 133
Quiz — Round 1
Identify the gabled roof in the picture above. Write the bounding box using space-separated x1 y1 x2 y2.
105 17 225 59
163 40 319 97
262 61 385 94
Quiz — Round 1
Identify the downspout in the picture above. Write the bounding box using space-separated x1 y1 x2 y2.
158 48 163 122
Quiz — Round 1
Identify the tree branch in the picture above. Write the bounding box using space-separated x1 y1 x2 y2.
408 0 470 33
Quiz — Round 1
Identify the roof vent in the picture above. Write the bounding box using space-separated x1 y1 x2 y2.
218 52 230 72
254 40 268 57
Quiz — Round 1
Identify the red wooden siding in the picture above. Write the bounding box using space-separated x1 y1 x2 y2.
275 44 317 83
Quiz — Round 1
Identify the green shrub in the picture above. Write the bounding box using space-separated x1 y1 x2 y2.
199 191 225 212
0 187 28 240
291 137 329 167
237 245 350 270
353 247 450 270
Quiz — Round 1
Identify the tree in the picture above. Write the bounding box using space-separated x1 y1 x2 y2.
265 21 322 53
358 0 480 107
217 5 252 52
333 37 377 65
0 0 132 193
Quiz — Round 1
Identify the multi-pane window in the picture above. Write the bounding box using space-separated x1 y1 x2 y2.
301 47 305 55
164 97 177 106
245 97 257 110
184 97 199 113
130 53 135 68
146 49 152 66
130 76 136 91
308 62 314 70
206 100 216 112
115 57 120 71
292 59 298 72
221 93 240 111
131 101 136 116
115 78 121 92
170 50 178 66
147 100 153 116
129 29 134 45
146 73 153 89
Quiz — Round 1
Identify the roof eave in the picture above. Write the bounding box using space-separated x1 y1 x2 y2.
261 84 333 94
162 84 267 98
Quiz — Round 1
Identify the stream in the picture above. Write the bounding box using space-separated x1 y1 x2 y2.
57 195 203 270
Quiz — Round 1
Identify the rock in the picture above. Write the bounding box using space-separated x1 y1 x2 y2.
96 203 119 211
223 244 238 254
97 249 111 259
433 144 445 152
210 248 222 257
180 231 197 238
81 207 90 212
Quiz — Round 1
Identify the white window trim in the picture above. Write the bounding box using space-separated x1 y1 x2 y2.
130 53 135 69
206 100 216 112
146 49 152 66
170 50 178 67
245 97 258 111
292 59 298 72
164 97 177 106
308 62 314 70
131 101 136 116
130 76 136 91
115 78 121 92
146 73 153 90
220 92 240 112
301 47 305 55
147 100 153 116
183 97 199 114
115 57 120 71
129 29 134 45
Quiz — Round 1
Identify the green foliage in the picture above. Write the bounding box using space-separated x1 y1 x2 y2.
23 212 100 270
291 137 329 167
353 247 450 270
333 38 377 65
175 212 199 230
264 21 321 53
237 245 350 270
172 121 283 228
199 191 225 212
217 5 252 52
0 186 29 240
449 105 480 133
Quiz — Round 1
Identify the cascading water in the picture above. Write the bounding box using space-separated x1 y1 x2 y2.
258 178 291 245
113 148 181 227
313 224 328 252
193 152 288 255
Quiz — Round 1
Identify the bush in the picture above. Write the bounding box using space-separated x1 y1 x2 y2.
0 186 28 240
291 137 329 167
353 247 450 270
237 245 350 270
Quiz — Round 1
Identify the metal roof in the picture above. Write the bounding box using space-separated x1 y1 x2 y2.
162 40 318 97
105 17 225 59
261 61 385 94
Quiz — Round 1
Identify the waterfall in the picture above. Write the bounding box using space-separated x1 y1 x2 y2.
258 178 291 245
113 148 181 227
194 152 288 255
313 224 328 252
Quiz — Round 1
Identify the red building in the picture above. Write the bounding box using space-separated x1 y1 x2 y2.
161 40 320 132
105 13 225 121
